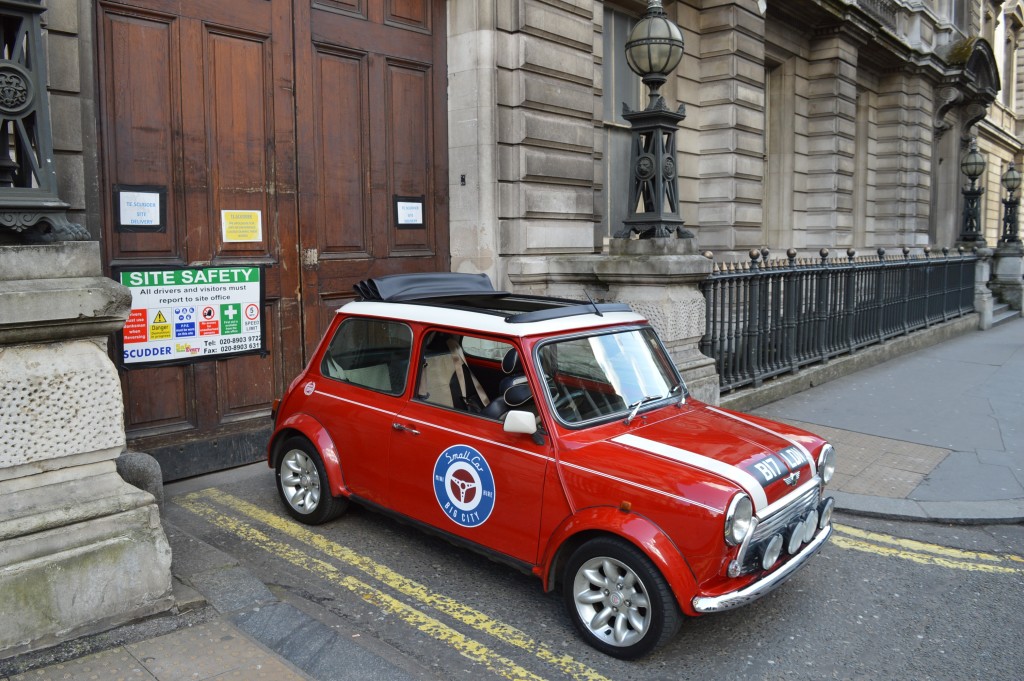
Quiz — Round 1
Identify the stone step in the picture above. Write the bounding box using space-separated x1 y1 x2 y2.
992 303 1021 326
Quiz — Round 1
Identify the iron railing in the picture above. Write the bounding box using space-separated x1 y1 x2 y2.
700 247 978 392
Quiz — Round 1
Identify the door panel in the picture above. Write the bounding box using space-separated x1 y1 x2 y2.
123 366 194 437
205 30 273 260
313 47 371 258
383 61 434 257
100 9 181 261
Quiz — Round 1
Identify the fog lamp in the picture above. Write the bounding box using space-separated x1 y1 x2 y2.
761 534 783 571
802 509 819 543
818 497 835 530
786 523 803 555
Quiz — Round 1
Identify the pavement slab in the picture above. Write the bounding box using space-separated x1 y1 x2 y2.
754 317 1024 523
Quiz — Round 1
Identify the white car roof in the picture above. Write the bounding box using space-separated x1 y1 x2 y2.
336 300 648 338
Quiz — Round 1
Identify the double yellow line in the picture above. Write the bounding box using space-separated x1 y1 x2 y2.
831 523 1024 574
177 489 611 681
176 489 1024 681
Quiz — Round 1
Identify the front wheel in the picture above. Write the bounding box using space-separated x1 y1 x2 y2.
275 436 348 524
563 537 681 659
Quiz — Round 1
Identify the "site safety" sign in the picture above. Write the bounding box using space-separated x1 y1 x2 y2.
118 266 265 366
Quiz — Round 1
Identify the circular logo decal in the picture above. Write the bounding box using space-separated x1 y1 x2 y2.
433 445 495 528
303 381 316 395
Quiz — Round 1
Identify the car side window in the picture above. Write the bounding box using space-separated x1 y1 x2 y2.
320 318 411 396
415 331 532 420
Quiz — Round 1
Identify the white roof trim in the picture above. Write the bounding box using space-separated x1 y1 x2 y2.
338 301 646 338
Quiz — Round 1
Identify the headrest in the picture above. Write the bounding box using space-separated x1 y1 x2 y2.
501 347 520 374
504 378 532 407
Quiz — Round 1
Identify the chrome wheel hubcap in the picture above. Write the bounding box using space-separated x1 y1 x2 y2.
572 556 651 647
280 449 321 514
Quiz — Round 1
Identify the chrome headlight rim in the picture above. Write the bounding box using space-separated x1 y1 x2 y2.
724 493 754 546
817 444 836 485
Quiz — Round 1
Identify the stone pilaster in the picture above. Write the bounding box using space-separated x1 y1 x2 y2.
694 0 766 252
494 0 598 271
803 28 859 249
874 71 935 246
0 242 172 655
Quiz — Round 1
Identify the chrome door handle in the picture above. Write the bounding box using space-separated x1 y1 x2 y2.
392 422 420 435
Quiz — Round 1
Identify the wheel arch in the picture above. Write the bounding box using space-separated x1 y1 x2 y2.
269 413 348 497
539 507 700 616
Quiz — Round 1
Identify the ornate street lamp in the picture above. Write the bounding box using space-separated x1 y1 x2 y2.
958 138 986 244
616 0 691 239
624 0 684 110
1000 161 1021 244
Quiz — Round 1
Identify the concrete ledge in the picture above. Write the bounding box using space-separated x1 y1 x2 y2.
721 314 979 413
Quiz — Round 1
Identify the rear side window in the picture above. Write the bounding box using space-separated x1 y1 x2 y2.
320 318 412 395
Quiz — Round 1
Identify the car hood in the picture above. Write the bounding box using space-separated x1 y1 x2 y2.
609 404 818 513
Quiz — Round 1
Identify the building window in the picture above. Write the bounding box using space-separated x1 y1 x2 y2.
600 7 643 239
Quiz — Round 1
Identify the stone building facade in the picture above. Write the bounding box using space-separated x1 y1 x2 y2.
450 0 1020 288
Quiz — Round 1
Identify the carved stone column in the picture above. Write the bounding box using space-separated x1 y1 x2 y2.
0 242 172 655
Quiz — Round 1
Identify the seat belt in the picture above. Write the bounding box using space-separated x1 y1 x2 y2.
446 338 490 407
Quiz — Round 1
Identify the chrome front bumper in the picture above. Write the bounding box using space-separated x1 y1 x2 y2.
692 523 832 614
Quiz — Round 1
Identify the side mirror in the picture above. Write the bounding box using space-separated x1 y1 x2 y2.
503 410 537 435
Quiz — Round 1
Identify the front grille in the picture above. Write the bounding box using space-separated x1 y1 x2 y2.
740 487 821 573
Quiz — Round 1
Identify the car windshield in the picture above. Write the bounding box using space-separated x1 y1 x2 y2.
536 327 685 425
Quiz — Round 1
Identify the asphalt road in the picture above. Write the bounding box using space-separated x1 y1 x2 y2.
165 464 1024 681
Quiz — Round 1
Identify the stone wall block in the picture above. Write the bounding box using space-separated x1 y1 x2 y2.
519 34 593 83
522 2 592 49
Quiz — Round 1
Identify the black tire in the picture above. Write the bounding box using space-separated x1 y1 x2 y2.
562 536 681 659
275 435 348 524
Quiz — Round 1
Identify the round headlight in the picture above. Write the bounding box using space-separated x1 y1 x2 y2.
724 494 754 546
817 444 836 485
761 534 783 571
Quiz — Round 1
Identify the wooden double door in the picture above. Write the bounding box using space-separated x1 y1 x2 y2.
97 0 448 478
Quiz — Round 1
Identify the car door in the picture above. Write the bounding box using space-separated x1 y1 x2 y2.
315 316 413 504
389 331 552 564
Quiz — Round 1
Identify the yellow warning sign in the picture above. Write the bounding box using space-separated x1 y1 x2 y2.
149 323 171 340
153 310 167 323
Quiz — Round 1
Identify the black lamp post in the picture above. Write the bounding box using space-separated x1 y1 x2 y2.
999 161 1021 244
958 138 986 244
615 0 691 239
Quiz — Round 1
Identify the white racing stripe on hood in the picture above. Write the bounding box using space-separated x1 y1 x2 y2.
613 433 769 511
707 406 817 476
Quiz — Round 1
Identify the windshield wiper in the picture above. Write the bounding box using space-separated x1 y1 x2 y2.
624 395 661 426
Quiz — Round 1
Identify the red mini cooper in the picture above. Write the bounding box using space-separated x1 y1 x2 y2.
268 272 835 659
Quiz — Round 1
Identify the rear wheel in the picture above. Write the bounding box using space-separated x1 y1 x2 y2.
275 436 348 524
563 536 681 659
